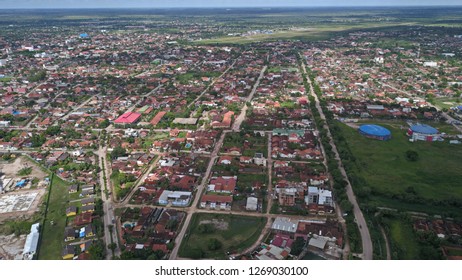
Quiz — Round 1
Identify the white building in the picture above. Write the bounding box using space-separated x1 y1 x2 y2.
424 61 438 67
306 187 333 207
253 153 267 167
23 223 40 260
246 197 258 211
157 190 191 207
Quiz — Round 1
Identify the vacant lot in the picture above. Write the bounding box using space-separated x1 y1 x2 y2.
339 122 462 216
384 217 420 260
1 156 47 180
37 174 69 260
179 213 266 259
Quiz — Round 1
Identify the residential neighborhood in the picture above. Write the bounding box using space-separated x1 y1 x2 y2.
1 5 462 262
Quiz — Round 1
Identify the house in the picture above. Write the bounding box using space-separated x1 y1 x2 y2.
200 194 233 210
64 227 76 242
62 245 75 260
66 206 77 217
253 153 266 166
80 189 95 197
255 244 290 260
68 185 78 194
74 212 93 226
271 217 299 235
81 197 95 206
157 190 191 207
208 176 237 193
218 156 233 165
81 205 95 213
239 156 252 164
246 197 258 211
84 225 95 237
278 187 297 206
306 187 333 207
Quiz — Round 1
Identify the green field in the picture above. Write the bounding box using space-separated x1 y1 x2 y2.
386 218 420 259
338 122 462 216
37 174 70 260
179 213 267 259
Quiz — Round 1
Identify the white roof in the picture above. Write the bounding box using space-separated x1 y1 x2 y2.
309 236 328 249
23 223 40 255
271 217 299 233
246 197 258 209
159 190 191 201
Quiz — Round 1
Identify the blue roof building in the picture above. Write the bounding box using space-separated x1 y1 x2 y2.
358 124 392 141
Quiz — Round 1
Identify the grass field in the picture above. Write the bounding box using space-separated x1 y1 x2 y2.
37 174 70 260
386 218 420 259
179 213 267 259
338 122 462 215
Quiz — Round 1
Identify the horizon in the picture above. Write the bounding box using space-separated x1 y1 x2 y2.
1 0 462 10
1 5 462 10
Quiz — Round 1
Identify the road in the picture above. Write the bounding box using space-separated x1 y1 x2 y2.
188 58 238 112
127 85 162 112
97 146 121 259
58 94 98 123
301 59 373 260
266 132 274 214
232 66 267 131
169 130 228 259
118 156 161 207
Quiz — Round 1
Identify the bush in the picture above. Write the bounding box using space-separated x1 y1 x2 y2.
405 150 419 162
207 238 222 251
197 223 215 234
17 167 32 176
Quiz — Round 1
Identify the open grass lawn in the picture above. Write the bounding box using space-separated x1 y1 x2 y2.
386 218 419 260
179 213 267 259
339 122 462 215
37 175 70 260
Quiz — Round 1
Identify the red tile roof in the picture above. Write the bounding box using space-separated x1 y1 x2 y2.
114 112 141 124
150 111 166 126
201 194 233 203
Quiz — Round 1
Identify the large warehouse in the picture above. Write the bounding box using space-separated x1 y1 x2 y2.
358 124 392 140
407 124 441 142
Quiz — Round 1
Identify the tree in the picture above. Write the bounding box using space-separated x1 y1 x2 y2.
405 150 419 162
88 240 106 260
290 237 305 256
45 125 61 136
110 146 126 160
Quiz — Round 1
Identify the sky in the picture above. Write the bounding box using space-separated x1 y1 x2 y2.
0 0 461 9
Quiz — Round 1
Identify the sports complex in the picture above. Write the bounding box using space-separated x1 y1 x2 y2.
358 124 392 141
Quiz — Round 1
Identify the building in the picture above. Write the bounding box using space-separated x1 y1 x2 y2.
208 176 237 193
62 245 75 260
68 185 78 194
200 194 232 210
253 153 267 166
246 197 258 211
150 111 166 126
157 190 191 207
22 223 40 260
66 206 77 217
306 187 333 207
407 124 441 142
358 124 391 141
114 112 142 125
271 217 299 235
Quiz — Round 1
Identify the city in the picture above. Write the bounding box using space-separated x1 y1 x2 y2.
0 5 462 261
